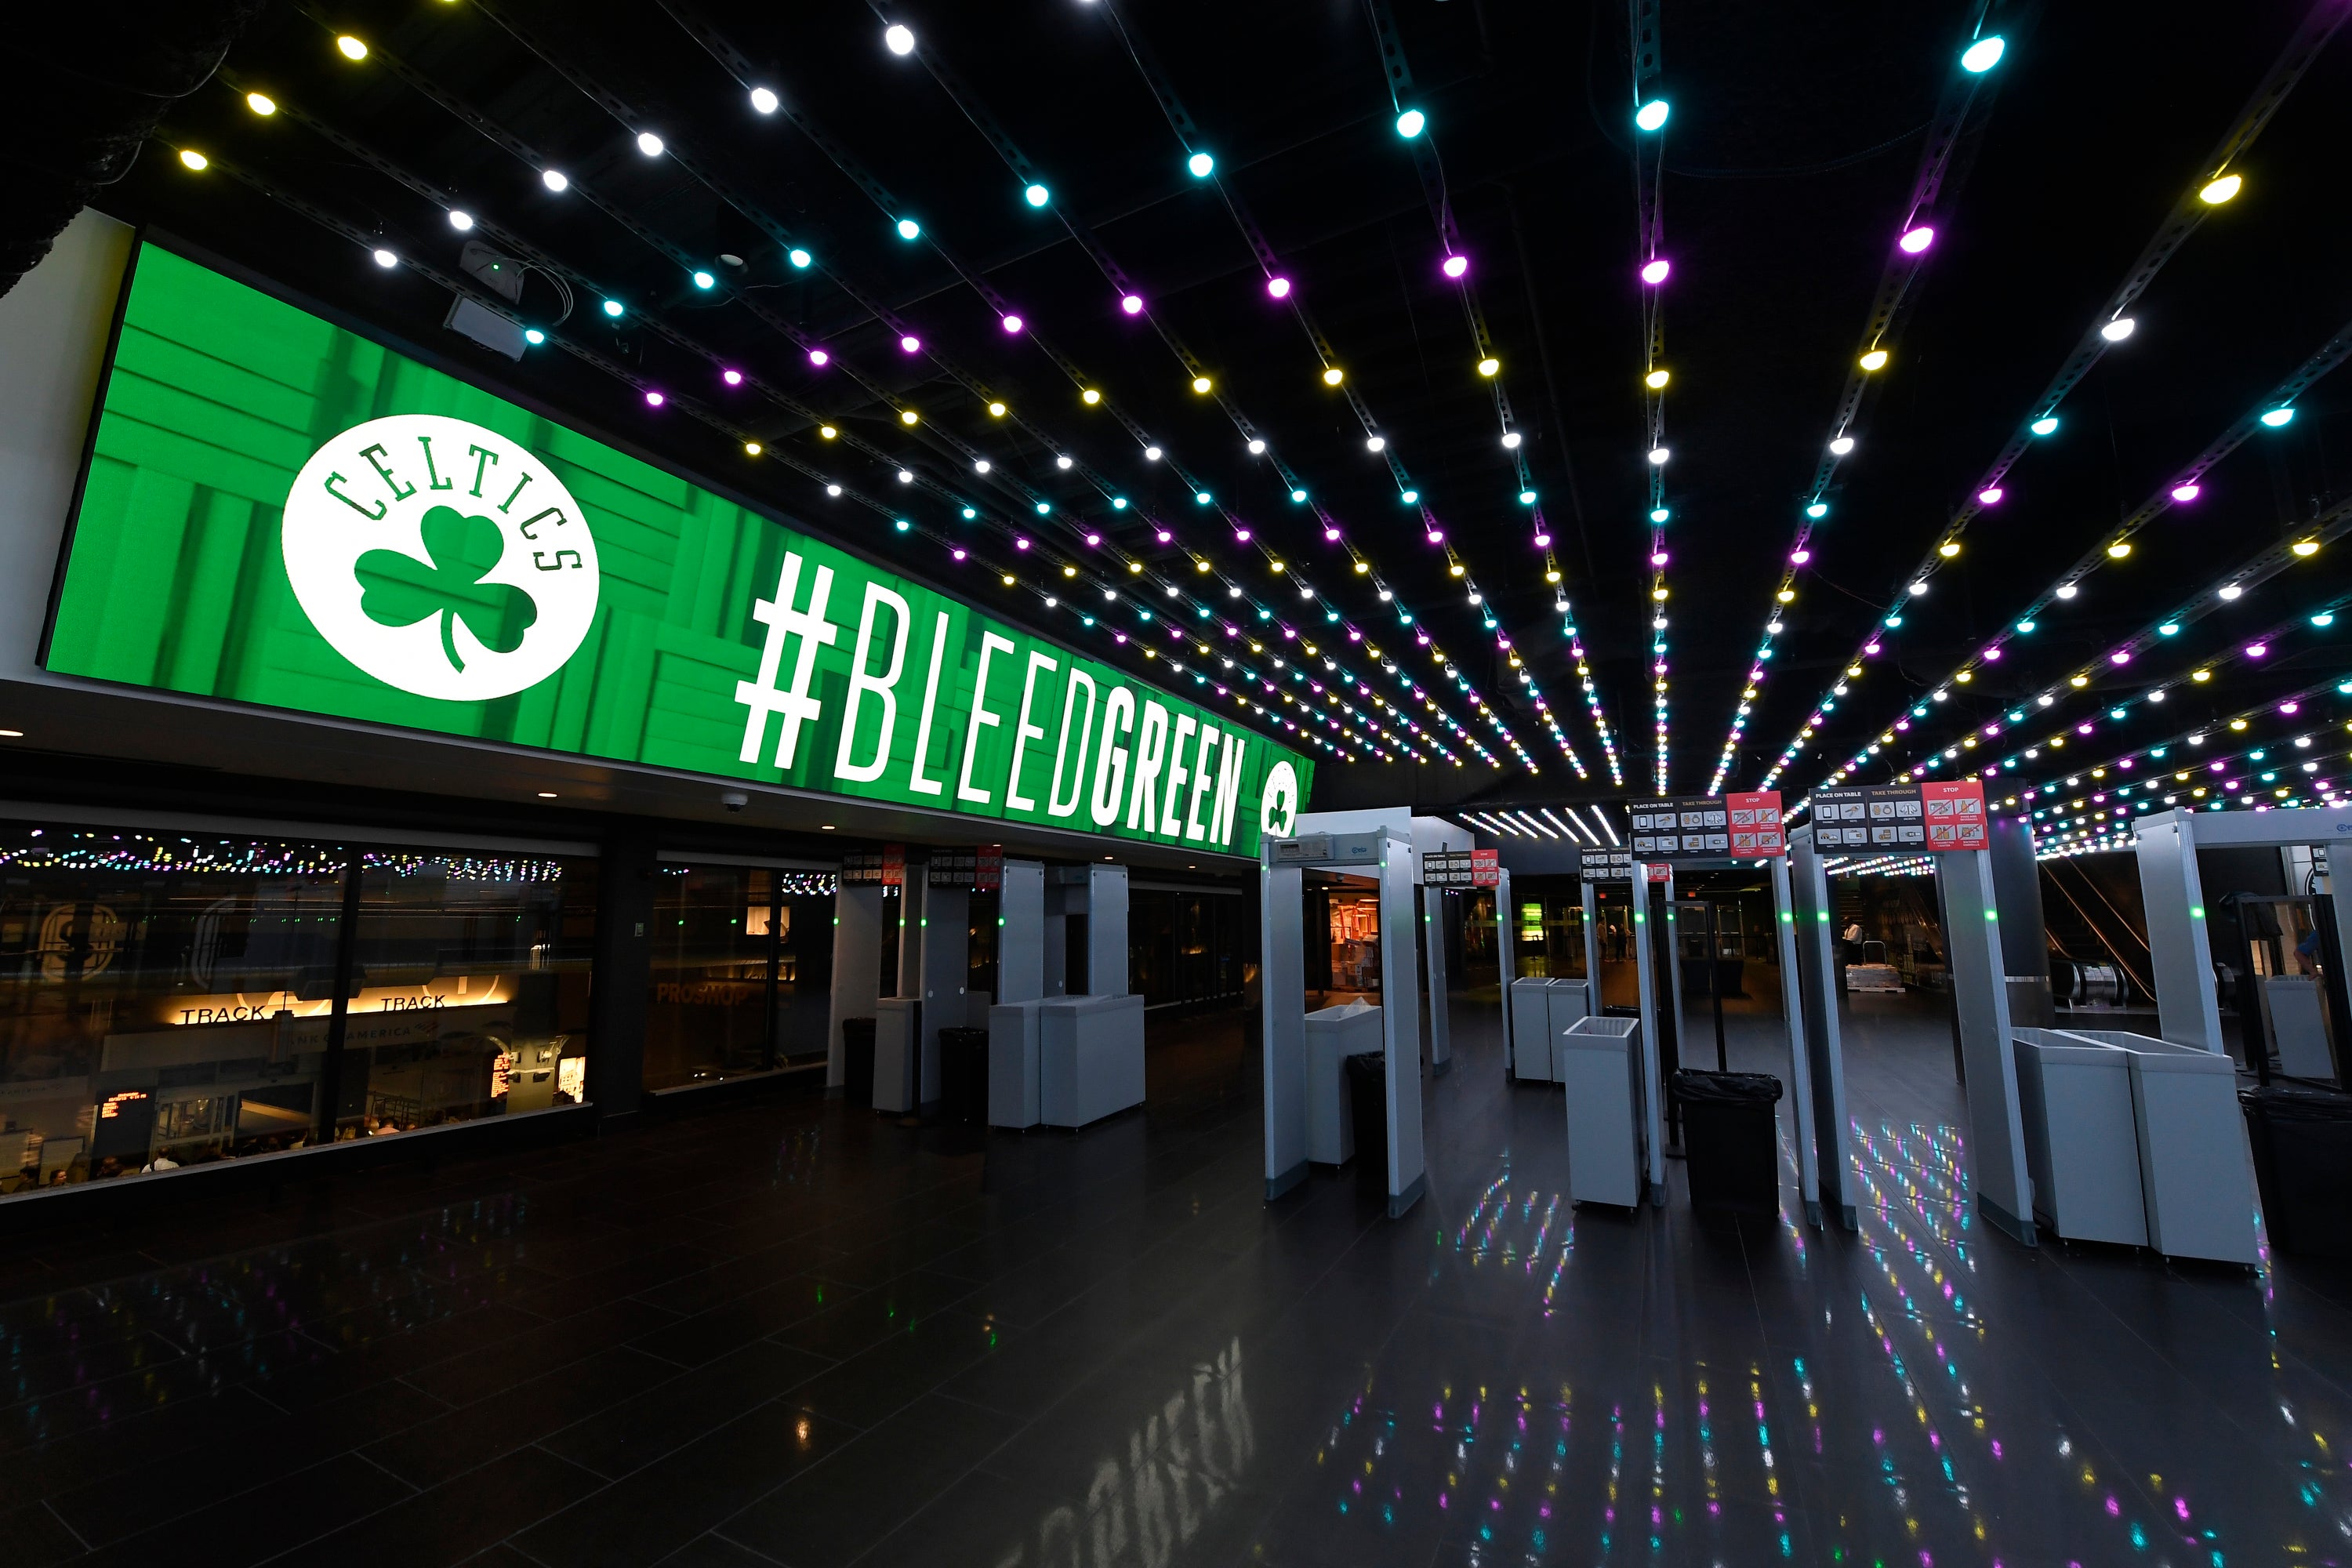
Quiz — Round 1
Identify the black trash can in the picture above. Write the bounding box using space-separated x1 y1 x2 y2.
2242 1084 2352 1257
939 1026 992 1126
1672 1069 1783 1215
841 1017 877 1109
1344 1049 1389 1196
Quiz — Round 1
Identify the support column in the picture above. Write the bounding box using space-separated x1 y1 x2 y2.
1087 862 1129 994
586 827 659 1127
826 883 884 1089
1377 833 1427 1216
998 860 1044 1004
1495 868 1517 1073
1261 851 1307 1198
916 880 970 1108
1581 879 1602 1003
2137 815 2223 1051
1631 863 1665 1203
1940 849 2038 1245
1788 831 1860 1229
1423 886 1452 1074
1988 816 2056 1027
1766 858 1821 1223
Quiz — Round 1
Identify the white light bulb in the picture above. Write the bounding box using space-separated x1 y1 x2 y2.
448 210 474 231
1501 432 1522 449
884 24 916 55
542 169 568 192
2100 317 2136 342
372 249 397 268
637 132 664 157
1366 436 1386 452
750 87 779 114
1830 436 1855 456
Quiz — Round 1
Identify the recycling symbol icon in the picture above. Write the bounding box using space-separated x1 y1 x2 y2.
281 414 600 701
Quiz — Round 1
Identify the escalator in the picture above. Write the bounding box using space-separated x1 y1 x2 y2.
2041 858 2153 1004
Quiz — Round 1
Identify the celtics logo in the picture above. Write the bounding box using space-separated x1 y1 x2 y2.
281 415 599 701
1260 760 1300 839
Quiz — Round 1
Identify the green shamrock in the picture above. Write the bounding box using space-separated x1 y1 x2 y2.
355 506 537 673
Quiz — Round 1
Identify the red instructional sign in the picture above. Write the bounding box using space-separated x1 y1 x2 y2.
1920 781 1988 850
1724 789 1787 858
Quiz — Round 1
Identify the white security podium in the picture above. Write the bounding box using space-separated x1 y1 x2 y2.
871 996 921 1115
1508 977 1554 1083
1560 1014 1644 1207
1305 1001 1384 1164
1039 994 1145 1129
2012 1029 2146 1247
2065 1029 2259 1265
988 1000 1043 1129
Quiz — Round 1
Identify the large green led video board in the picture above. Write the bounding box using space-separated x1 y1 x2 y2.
44 243 1310 852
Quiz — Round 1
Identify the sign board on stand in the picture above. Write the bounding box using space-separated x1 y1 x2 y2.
1811 781 1985 852
1579 848 1666 883
841 847 906 886
1921 781 1989 850
1423 849 1499 887
927 846 1005 891
1625 792 1785 859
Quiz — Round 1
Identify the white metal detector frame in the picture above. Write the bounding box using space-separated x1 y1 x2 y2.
1788 827 1861 1229
1496 867 1518 1073
1788 824 2037 1243
2136 804 2352 1056
1261 827 1428 1217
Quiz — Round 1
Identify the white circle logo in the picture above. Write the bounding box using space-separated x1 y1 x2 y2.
281 415 599 701
1260 760 1301 838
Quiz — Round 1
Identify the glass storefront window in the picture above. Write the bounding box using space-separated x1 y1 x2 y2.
644 865 837 1091
645 866 775 1091
1 826 347 1190
338 850 595 1139
1129 889 1247 1008
0 822 596 1195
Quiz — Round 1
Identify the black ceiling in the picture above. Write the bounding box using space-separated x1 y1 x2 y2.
67 0 2352 819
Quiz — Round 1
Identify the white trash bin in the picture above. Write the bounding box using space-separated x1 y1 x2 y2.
1305 1001 1383 1164
2012 1029 2145 1246
1508 977 1554 1081
1559 1014 1644 1207
2062 1029 2259 1265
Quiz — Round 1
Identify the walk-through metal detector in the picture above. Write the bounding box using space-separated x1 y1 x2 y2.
1495 864 1518 1073
1261 826 1427 1217
1596 854 1830 1218
2136 804 2352 1063
1784 830 1858 1229
1788 823 2037 1243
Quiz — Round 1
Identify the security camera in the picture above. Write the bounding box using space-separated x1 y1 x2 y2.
720 791 749 812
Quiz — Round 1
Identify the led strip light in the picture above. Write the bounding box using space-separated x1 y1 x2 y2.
1862 501 2352 786
1757 2 2347 795
1798 346 2352 796
1706 10 2008 793
324 3 1493 768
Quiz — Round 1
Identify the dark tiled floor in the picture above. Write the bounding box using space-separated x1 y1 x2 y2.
2 989 2347 1566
